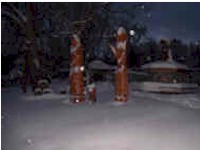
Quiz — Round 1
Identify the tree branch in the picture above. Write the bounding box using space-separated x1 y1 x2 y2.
1 10 25 28
6 3 27 23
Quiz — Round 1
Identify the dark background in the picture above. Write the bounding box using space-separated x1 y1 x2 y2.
1 2 200 76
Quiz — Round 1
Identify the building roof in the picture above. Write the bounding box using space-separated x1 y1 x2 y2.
141 60 189 70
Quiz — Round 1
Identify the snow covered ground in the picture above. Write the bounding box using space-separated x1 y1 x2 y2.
2 80 200 150
131 82 200 109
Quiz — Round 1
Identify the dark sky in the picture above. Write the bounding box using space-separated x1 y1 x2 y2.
139 2 200 43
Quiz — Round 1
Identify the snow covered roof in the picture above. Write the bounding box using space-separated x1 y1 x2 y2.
141 60 189 70
89 60 116 70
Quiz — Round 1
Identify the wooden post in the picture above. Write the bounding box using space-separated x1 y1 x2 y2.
70 34 85 103
87 83 96 102
109 27 129 102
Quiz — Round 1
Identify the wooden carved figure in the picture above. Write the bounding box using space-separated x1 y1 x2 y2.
70 34 85 103
109 27 129 102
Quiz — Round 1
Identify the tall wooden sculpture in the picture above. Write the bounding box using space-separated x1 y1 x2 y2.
109 27 129 102
70 34 85 103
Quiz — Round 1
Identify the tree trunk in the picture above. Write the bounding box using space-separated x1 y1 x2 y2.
23 2 40 92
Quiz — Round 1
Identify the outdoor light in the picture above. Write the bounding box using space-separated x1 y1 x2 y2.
80 66 84 72
129 30 135 44
129 30 135 36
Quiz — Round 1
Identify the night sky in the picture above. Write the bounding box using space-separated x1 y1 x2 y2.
140 2 200 43
2 2 200 55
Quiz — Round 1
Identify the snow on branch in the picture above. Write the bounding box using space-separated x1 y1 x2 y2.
1 10 25 28
8 3 27 23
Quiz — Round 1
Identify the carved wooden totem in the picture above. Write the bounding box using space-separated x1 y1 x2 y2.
70 34 85 103
110 27 129 102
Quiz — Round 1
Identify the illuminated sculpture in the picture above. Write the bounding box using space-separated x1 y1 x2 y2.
70 34 85 103
109 27 129 102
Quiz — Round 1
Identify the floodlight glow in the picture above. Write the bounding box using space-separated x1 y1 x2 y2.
80 66 84 71
129 30 135 36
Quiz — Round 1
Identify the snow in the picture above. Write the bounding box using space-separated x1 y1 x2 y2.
117 27 126 36
129 70 149 76
37 79 49 85
131 81 199 94
72 34 81 45
142 49 189 70
131 89 200 109
89 60 116 70
2 81 200 150
141 60 189 70
23 93 67 101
